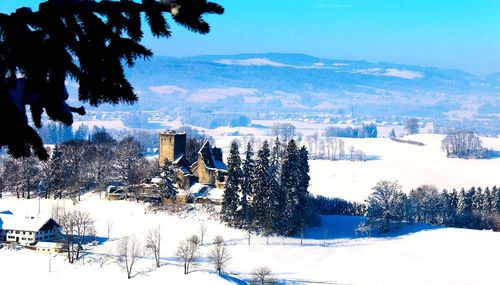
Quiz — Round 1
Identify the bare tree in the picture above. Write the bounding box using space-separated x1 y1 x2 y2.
441 131 487 159
176 235 200 274
208 235 231 275
199 222 208 245
299 225 305 246
106 219 113 239
366 180 406 232
305 135 315 158
246 228 252 246
2 157 21 198
117 236 143 279
58 210 96 264
338 139 345 160
404 118 419 135
94 250 112 268
145 225 162 268
252 266 274 285
113 136 144 187
23 157 42 199
322 227 328 246
348 145 356 161
271 123 296 142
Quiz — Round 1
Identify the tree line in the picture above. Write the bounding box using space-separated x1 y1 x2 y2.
221 138 314 237
0 130 158 200
365 181 500 233
324 123 377 138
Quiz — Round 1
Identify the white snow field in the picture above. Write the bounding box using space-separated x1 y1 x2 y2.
2 194 500 285
1 133 499 284
307 134 500 202
211 134 500 202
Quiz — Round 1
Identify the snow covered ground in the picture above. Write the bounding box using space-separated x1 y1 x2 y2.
1 194 500 285
210 133 500 202
1 128 499 284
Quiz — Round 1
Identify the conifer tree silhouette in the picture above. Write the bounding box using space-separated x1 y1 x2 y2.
0 0 223 159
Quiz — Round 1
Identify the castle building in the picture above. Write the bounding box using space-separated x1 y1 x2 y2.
159 131 227 189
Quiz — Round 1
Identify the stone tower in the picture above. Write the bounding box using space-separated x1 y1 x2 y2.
159 130 186 166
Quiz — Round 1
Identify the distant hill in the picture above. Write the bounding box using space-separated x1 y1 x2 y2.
70 53 499 117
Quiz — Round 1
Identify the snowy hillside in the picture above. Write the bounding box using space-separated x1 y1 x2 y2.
1 194 500 285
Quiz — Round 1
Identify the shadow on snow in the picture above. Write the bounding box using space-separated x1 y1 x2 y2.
304 215 443 240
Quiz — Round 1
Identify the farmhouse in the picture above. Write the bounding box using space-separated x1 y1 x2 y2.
0 212 61 245
159 131 228 190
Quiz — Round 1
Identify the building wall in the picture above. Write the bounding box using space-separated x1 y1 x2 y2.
5 227 58 245
36 246 61 254
35 228 58 242
159 132 186 166
6 230 36 245
175 172 191 190
194 156 215 185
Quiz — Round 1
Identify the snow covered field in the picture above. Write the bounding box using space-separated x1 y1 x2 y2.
1 129 499 284
1 195 500 285
210 133 500 202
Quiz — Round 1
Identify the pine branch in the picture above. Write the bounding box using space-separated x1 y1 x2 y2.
0 0 223 159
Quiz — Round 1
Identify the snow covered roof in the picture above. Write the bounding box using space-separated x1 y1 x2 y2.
189 183 211 196
196 141 227 171
173 154 185 164
0 214 60 232
36 242 63 249
207 188 225 202
151 177 162 184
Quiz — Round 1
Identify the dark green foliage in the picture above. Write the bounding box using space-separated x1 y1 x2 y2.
310 196 366 216
366 183 500 232
0 0 223 159
238 142 254 228
222 138 313 237
160 158 177 199
221 141 241 224
269 137 286 234
252 141 271 234
324 123 377 138
366 180 407 232
389 128 396 138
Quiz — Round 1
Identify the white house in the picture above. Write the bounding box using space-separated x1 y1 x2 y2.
0 212 61 245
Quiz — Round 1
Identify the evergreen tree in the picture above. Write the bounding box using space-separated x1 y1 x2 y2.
457 188 472 215
252 141 271 235
482 187 493 212
471 187 483 212
389 128 396 138
238 142 254 227
447 189 459 225
281 139 300 234
492 186 500 213
221 141 242 224
269 137 286 234
160 158 177 199
296 145 311 233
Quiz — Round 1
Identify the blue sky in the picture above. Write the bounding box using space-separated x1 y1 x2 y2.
1 0 499 75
